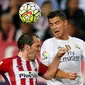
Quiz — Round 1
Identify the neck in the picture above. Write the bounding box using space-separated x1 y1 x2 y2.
56 33 69 40
18 51 30 61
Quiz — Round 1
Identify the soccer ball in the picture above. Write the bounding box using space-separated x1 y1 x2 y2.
19 2 41 23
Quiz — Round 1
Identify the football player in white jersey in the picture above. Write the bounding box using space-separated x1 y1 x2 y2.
41 10 85 85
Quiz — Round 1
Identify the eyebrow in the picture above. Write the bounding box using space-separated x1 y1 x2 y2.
49 20 60 24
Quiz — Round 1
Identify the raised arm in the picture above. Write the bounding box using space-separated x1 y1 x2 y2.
43 48 67 80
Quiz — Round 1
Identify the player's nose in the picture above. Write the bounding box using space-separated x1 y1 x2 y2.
38 48 40 52
37 47 40 52
53 24 57 30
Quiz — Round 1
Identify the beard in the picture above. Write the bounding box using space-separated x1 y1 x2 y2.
31 52 36 61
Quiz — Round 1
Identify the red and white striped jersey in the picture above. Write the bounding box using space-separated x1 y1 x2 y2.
0 56 48 85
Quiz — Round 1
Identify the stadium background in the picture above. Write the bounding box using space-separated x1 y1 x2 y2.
0 0 85 85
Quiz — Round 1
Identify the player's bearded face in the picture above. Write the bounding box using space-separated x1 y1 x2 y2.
49 16 67 38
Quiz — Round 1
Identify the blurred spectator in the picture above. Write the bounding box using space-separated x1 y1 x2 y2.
14 0 34 6
67 20 79 36
2 0 20 29
0 13 15 42
0 0 34 11
63 0 85 31
79 0 85 13
35 0 59 10
67 20 85 41
33 0 53 41
56 0 62 8
0 0 9 11
41 1 52 17
56 0 66 9
15 22 33 41
60 0 67 10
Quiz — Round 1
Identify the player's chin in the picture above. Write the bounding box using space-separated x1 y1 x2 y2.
31 55 36 61
31 57 35 61
55 34 61 38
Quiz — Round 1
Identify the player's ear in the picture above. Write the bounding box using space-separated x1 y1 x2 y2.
64 19 68 26
24 44 30 51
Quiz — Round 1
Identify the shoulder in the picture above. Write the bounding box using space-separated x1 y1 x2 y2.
1 56 17 64
71 37 85 48
72 37 84 43
42 37 55 45
41 37 55 50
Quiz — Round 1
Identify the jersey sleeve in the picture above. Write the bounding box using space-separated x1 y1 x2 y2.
38 61 48 77
40 41 49 66
82 41 85 62
0 59 10 73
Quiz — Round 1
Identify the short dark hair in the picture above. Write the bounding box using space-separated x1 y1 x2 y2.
17 33 38 50
47 10 66 20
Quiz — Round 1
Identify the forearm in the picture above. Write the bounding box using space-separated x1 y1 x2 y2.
54 69 69 79
43 56 61 80
55 69 77 80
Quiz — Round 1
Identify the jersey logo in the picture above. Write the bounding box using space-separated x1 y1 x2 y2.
65 45 71 50
75 44 80 49
19 71 38 79
0 61 3 65
42 51 48 57
42 51 48 60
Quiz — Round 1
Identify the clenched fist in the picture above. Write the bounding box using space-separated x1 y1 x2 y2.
66 72 77 80
57 48 68 58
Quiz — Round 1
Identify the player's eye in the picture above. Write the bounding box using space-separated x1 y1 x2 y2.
55 21 60 25
37 45 40 48
49 23 53 27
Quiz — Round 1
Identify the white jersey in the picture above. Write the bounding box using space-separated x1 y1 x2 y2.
41 36 85 85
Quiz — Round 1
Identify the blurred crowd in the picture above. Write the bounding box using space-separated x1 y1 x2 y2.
0 0 85 43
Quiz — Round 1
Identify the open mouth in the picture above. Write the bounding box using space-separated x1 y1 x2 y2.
55 31 59 33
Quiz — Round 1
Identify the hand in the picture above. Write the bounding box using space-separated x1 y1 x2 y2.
66 72 77 80
57 48 67 58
